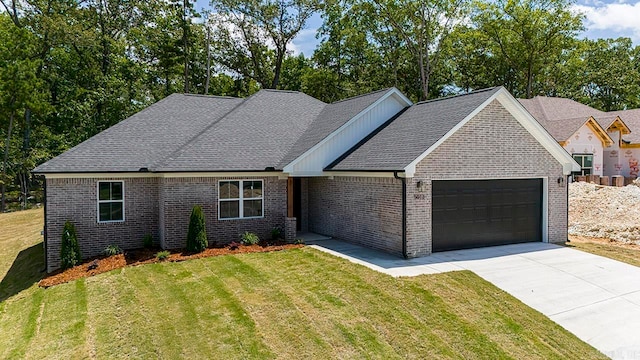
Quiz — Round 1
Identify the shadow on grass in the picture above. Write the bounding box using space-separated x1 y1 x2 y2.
0 242 45 302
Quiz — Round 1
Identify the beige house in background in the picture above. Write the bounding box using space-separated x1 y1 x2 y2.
519 97 640 179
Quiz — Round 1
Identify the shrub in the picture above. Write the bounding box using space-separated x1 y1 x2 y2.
294 238 305 245
186 205 208 252
241 231 260 245
143 234 153 249
156 250 170 261
229 241 240 250
104 244 122 256
270 226 282 240
60 221 82 269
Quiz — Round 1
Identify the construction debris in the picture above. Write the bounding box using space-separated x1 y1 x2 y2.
569 180 640 245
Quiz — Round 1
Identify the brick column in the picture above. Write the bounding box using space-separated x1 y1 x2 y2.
285 217 297 242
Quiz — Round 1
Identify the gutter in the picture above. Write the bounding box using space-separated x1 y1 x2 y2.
394 171 408 259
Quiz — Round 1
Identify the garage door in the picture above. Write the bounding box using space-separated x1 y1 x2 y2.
432 179 542 252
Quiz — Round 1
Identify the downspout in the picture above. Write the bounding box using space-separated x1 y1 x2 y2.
566 174 570 243
394 171 408 259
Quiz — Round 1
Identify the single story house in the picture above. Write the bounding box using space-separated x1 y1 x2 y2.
34 87 580 272
519 96 640 179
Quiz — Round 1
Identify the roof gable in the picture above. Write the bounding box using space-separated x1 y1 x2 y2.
282 88 412 175
329 87 580 175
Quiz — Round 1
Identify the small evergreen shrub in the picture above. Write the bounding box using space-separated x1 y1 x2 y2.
156 250 170 261
241 231 259 245
104 244 122 256
270 226 282 240
60 221 82 269
143 234 153 249
186 205 208 252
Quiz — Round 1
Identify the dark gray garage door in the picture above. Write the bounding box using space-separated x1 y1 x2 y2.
432 179 542 252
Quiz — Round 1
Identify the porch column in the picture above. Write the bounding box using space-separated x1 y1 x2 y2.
285 177 297 242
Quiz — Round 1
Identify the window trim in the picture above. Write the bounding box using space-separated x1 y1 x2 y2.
218 179 264 220
97 180 125 223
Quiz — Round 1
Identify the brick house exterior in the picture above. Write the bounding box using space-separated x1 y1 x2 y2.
35 87 580 272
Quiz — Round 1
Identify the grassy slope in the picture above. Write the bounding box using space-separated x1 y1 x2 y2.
0 210 605 359
565 241 640 267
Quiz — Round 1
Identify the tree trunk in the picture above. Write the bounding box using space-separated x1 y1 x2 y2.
205 26 211 95
183 0 189 94
1 109 15 213
271 49 284 89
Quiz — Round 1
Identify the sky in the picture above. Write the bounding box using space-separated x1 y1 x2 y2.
195 0 640 56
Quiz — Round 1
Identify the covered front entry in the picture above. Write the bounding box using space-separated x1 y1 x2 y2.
432 179 543 252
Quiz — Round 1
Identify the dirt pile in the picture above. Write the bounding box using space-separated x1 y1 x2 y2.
569 181 640 244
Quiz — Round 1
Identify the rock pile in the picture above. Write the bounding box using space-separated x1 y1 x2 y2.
569 180 640 244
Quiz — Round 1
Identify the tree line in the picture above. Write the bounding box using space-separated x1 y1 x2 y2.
1 0 638 211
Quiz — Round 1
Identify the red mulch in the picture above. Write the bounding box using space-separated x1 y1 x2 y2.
39 243 303 288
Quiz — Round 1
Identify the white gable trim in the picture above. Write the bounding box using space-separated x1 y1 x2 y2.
282 88 412 174
404 88 581 177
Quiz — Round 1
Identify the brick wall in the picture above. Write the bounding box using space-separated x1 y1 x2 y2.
308 177 403 255
159 176 287 249
406 99 568 257
45 177 159 272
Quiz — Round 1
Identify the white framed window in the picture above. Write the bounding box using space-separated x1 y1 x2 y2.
218 180 263 220
572 154 593 176
97 181 125 223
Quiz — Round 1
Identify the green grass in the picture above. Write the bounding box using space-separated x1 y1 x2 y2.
0 209 606 359
565 240 640 267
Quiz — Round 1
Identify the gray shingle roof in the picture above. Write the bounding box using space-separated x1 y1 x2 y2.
156 90 326 171
33 94 244 173
608 109 640 143
328 87 502 171
277 88 393 168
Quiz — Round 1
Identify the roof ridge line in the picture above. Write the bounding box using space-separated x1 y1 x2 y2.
150 94 255 170
413 87 499 106
330 88 392 104
182 93 240 99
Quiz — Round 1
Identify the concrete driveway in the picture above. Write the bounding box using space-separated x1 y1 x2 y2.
308 240 640 359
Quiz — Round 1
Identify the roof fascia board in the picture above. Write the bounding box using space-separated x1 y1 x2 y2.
404 88 581 176
42 171 285 179
606 116 632 135
282 88 413 173
403 89 503 177
323 171 400 178
584 117 614 147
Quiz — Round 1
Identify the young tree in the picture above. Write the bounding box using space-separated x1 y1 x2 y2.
186 205 208 252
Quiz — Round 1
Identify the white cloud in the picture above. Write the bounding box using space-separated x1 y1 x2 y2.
574 2 640 41
288 28 318 56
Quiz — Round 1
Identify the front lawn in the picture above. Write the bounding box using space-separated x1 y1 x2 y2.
0 210 605 359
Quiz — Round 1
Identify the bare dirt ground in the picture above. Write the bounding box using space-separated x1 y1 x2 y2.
569 181 640 245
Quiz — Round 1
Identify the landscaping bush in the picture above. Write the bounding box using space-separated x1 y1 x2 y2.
103 244 122 256
60 221 82 269
186 205 208 252
270 226 282 240
155 250 170 261
241 231 259 245
143 234 153 249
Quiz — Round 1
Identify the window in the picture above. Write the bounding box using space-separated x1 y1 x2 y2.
572 154 593 176
97 181 124 222
219 180 263 219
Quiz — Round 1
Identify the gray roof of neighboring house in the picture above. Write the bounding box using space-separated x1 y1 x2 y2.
328 87 502 171
33 94 244 173
34 88 401 173
608 108 640 143
277 88 392 168
518 97 607 142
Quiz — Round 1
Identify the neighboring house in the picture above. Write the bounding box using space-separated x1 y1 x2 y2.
34 87 579 272
519 97 640 179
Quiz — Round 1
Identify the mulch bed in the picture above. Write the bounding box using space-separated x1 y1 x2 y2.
39 243 303 288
